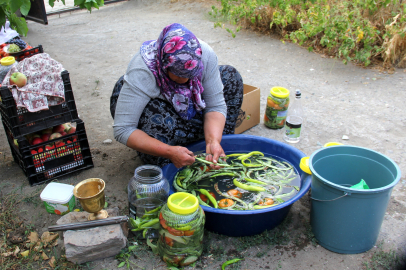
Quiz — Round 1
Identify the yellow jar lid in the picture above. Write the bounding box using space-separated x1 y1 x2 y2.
1 56 16 66
270 87 290 98
167 192 198 215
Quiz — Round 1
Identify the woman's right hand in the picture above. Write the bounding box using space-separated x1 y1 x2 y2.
169 146 195 168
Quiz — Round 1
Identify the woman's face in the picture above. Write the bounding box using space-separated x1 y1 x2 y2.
167 71 189 84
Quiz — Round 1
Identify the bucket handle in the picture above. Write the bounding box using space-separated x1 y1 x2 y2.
311 192 350 202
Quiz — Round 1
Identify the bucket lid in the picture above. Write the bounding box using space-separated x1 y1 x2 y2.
167 192 198 215
1 56 15 66
300 157 311 174
40 183 74 204
324 142 343 147
270 87 290 98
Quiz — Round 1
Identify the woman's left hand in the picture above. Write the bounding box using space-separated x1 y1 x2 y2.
204 111 226 170
205 140 225 170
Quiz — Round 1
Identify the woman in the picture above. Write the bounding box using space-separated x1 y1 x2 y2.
111 23 243 168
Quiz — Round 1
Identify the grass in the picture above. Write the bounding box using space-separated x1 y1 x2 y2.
363 242 406 270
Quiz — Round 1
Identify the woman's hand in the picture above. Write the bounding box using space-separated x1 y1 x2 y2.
204 111 226 169
169 146 195 168
127 130 195 168
205 141 225 170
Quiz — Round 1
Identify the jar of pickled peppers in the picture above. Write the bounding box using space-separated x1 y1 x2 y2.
157 192 205 267
264 87 290 129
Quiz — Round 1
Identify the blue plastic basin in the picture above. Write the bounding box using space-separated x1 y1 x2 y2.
162 134 311 237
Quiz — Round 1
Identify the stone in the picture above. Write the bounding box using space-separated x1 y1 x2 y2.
56 207 127 264
103 139 113 144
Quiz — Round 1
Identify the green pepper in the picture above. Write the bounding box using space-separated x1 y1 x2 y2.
253 204 276 209
174 225 192 231
241 158 263 167
199 189 218 208
140 218 159 228
195 156 230 167
142 206 162 218
244 177 267 185
129 218 138 229
236 151 264 160
222 258 242 270
233 179 265 192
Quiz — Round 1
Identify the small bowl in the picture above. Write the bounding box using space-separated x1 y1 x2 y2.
3 44 25 55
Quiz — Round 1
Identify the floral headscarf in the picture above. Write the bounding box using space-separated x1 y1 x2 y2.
140 23 205 120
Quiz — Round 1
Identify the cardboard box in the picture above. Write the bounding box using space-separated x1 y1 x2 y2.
234 84 260 134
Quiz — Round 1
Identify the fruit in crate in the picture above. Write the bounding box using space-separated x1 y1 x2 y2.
49 132 62 141
66 125 76 134
53 123 71 134
24 122 75 146
9 72 27 87
6 37 27 50
7 44 21 53
32 137 43 145
41 133 51 142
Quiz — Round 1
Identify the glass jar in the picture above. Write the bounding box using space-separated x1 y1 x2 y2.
128 165 169 238
157 192 205 267
264 86 290 129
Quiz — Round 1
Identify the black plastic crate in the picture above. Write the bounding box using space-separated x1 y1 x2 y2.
10 45 44 62
3 119 94 186
0 70 79 137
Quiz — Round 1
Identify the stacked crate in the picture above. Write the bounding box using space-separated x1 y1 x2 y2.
0 48 94 186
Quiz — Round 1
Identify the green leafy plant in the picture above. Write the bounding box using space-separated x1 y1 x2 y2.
209 0 406 67
0 0 104 37
116 245 145 269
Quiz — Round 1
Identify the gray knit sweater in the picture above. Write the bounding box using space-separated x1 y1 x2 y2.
113 40 226 146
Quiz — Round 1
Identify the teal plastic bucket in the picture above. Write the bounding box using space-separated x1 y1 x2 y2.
309 145 401 254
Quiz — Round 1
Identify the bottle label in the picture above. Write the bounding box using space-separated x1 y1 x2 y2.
285 121 302 139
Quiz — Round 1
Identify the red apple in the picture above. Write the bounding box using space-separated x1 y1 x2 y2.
9 72 27 87
41 133 51 142
60 131 67 136
32 137 43 145
52 124 65 134
27 133 39 144
49 132 62 141
66 126 76 134
63 123 72 132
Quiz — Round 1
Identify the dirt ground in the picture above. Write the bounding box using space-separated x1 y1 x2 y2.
1 0 405 269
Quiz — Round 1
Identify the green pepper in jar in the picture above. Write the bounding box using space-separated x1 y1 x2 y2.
264 87 290 129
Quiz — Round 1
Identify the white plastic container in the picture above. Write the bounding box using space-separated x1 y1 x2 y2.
40 182 75 215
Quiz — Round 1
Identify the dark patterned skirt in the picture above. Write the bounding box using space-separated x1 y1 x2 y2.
110 65 243 167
